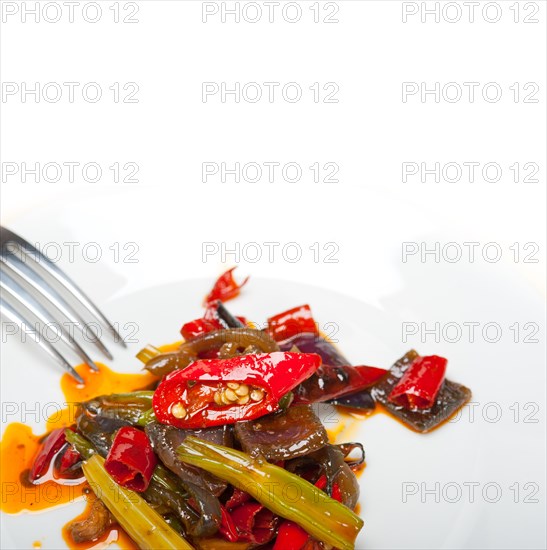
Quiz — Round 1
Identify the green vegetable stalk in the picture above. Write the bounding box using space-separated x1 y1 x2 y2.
177 436 364 550
81 454 194 550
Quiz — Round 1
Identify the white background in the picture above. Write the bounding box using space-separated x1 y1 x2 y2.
1 1 546 549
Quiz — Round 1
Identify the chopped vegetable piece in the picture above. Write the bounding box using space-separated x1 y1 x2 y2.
372 350 472 433
145 328 279 377
177 437 363 550
79 392 154 425
219 504 239 542
136 345 162 365
82 454 194 550
286 445 360 509
153 352 321 429
267 305 318 341
67 494 113 543
293 364 386 404
204 267 249 306
279 333 387 403
145 422 230 496
273 520 310 550
29 427 69 481
53 443 82 479
104 426 157 492
215 301 246 329
388 355 447 409
181 318 220 341
233 405 328 460
229 502 278 544
329 390 376 411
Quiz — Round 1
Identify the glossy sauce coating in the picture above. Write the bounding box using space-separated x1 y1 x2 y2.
0 363 155 548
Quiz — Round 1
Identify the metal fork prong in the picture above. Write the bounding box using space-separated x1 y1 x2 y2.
0 256 113 360
0 297 85 384
0 272 100 371
0 227 127 348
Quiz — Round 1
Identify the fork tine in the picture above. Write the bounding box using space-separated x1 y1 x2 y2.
0 226 126 347
0 297 85 384
0 256 113 360
0 271 99 371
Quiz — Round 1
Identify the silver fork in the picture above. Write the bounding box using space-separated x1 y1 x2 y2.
0 226 126 383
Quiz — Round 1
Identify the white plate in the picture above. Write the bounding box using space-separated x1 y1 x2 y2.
1 277 545 549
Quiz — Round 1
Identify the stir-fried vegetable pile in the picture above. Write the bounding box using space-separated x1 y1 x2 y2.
28 269 471 550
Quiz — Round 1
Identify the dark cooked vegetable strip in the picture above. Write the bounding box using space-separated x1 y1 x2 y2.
79 392 154 425
279 333 350 367
329 390 376 411
216 302 245 329
145 329 279 377
177 437 363 550
388 355 447 409
152 353 321 429
372 350 472 433
293 364 386 404
67 494 114 543
279 333 386 404
104 427 157 492
334 442 366 469
145 422 230 496
233 405 328 461
286 444 360 509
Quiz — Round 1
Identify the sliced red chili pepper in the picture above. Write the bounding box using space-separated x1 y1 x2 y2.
53 443 82 479
314 475 342 502
226 487 253 511
29 428 70 482
152 352 321 429
182 301 248 340
230 503 278 544
104 426 157 492
388 354 447 410
219 504 239 542
181 318 220 341
204 267 249 306
267 305 318 342
273 520 310 550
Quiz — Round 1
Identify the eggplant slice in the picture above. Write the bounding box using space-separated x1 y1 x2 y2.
234 405 329 461
372 349 472 433
145 422 231 496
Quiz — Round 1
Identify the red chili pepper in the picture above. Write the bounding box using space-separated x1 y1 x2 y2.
388 354 447 410
29 428 69 481
293 364 387 404
182 301 247 340
53 444 82 479
219 504 239 542
267 305 318 342
204 267 249 306
273 521 310 550
230 502 277 544
104 426 157 492
180 318 220 341
152 352 322 429
314 475 342 502
226 487 253 511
